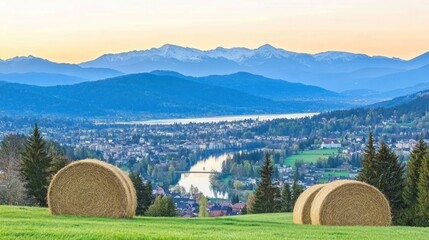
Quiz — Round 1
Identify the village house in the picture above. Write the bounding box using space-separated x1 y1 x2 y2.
320 139 341 149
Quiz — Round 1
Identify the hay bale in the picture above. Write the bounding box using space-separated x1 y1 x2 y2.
293 184 326 224
310 180 391 226
48 159 135 218
110 165 137 218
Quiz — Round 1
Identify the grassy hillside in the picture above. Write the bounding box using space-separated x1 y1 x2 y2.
0 205 428 240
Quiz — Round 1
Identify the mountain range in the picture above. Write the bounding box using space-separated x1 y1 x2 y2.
0 55 122 83
1 44 429 94
1 44 429 117
80 44 429 92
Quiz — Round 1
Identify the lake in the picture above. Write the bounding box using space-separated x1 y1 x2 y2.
177 154 231 199
115 112 318 125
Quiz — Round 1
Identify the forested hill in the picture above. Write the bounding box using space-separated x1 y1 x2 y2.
250 89 429 138
370 89 429 110
152 71 340 101
0 73 345 117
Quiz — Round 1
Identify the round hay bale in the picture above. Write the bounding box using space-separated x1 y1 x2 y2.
48 159 135 218
293 184 326 224
110 165 137 217
310 180 391 226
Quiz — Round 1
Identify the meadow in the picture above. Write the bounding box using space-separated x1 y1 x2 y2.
284 149 338 166
0 205 428 240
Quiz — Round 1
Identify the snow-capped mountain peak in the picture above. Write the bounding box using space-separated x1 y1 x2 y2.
154 44 204 62
313 51 368 62
5 55 41 63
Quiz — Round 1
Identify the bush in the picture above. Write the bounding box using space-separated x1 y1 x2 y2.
145 195 177 217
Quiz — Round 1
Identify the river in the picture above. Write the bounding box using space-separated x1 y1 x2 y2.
177 154 231 199
115 112 318 125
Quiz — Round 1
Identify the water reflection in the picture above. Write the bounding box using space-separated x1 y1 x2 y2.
177 154 230 199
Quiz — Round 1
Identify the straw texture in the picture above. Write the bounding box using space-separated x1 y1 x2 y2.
293 184 326 224
110 164 137 218
310 180 391 226
48 159 135 218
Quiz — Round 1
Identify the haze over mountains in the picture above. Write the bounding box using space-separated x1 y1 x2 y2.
1 44 429 117
80 44 429 92
0 73 351 117
1 44 428 93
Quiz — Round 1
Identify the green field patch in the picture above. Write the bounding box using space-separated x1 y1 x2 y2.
284 149 339 167
0 206 427 240
317 170 350 183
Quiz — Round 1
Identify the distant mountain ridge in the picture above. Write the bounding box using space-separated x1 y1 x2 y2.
0 72 85 86
79 44 429 92
0 73 350 117
151 71 340 101
2 45 429 94
0 55 123 85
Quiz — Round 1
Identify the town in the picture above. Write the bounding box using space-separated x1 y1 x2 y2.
1 113 428 217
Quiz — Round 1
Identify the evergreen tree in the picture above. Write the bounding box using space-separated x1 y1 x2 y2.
357 132 377 184
198 194 209 217
416 153 429 226
142 180 154 214
251 152 276 213
231 194 239 204
402 139 427 225
273 186 282 212
46 141 69 175
129 172 145 215
20 124 53 206
291 178 304 209
281 183 292 212
373 142 405 224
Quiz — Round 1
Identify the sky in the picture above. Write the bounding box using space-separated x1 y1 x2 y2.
1 0 428 63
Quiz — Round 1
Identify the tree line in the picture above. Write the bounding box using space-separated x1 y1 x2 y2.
358 132 429 226
0 124 68 206
0 123 179 217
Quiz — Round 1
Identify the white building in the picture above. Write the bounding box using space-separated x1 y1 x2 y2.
321 139 341 149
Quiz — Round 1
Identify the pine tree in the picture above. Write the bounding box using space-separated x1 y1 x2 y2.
198 194 209 217
373 142 405 224
291 178 304 209
129 172 145 215
281 183 292 212
20 124 53 206
251 152 275 213
273 186 282 212
357 132 376 184
231 194 239 204
46 141 69 174
402 139 427 225
142 180 154 214
416 153 429 226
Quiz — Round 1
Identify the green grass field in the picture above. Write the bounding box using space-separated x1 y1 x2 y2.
318 170 350 183
0 205 428 240
284 149 338 166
